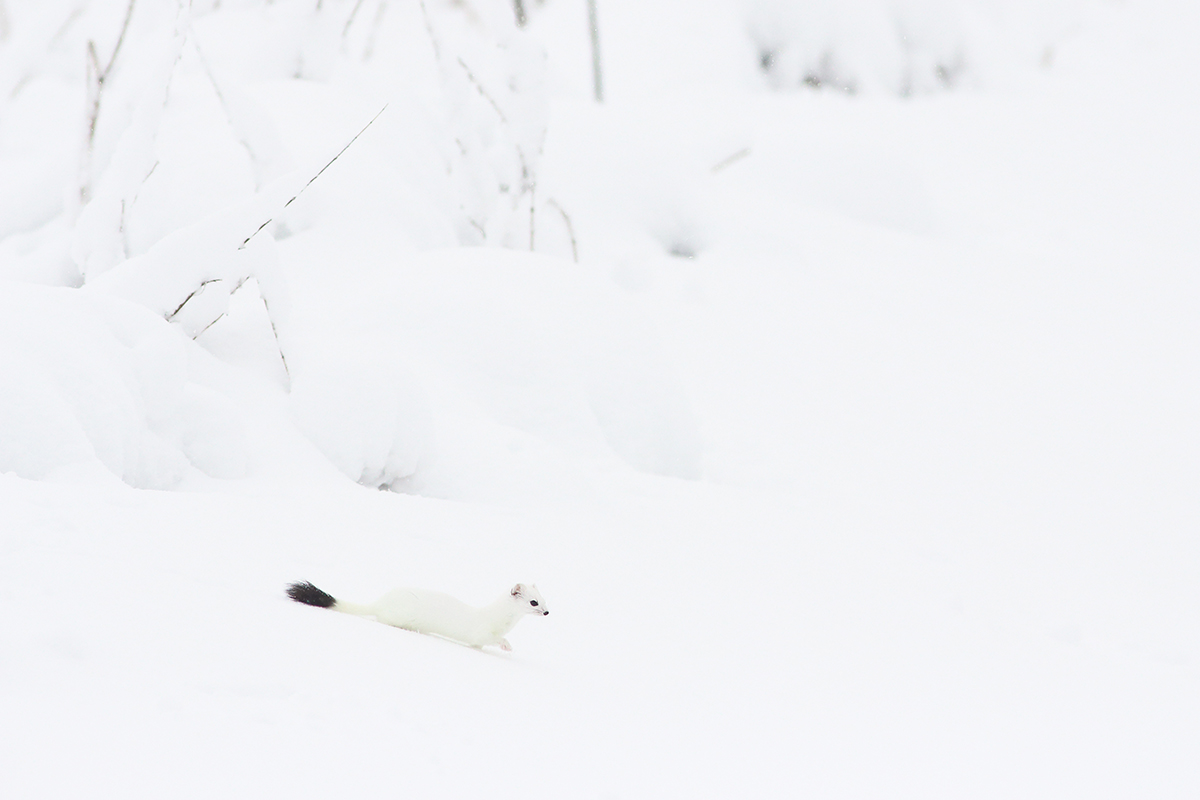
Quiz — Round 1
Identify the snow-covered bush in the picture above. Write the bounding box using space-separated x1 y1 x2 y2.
0 282 246 487
0 0 563 490
742 0 1103 95
7 0 1114 494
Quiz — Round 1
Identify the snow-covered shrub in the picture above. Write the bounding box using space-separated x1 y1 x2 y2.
0 282 246 488
367 0 551 249
1 0 716 493
742 0 1103 95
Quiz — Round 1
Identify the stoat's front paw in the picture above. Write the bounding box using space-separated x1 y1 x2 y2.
499 639 512 652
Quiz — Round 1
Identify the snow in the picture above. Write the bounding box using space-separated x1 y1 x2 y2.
1 0 1198 798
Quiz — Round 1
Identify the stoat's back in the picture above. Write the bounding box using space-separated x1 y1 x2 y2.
372 588 493 641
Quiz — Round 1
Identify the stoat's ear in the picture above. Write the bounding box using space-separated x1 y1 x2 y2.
511 584 524 597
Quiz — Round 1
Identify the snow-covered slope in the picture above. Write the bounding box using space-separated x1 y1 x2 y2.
1 1 1197 798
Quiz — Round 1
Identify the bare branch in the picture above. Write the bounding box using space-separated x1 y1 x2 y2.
102 0 137 80
363 1 388 61
81 44 102 204
192 277 249 340
711 147 750 173
290 103 388 204
79 0 138 205
468 216 486 241
87 40 101 80
528 182 535 251
190 33 269 189
418 0 441 62
512 0 527 28
51 4 85 46
456 57 508 124
241 104 389 248
120 160 158 255
588 0 603 102
546 198 578 263
342 0 366 39
261 293 290 381
166 278 223 320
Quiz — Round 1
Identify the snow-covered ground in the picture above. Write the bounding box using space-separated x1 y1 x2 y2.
1 1 1198 797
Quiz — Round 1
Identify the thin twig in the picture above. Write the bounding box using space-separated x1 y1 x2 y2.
240 103 388 248
52 4 85 45
587 0 603 102
262 293 290 381
121 160 158 255
191 32 266 188
711 147 750 173
545 198 578 263
80 0 138 203
418 0 441 62
468 217 486 241
528 182 535 251
87 40 101 80
456 57 507 124
192 277 249 339
363 1 387 61
342 0 366 39
166 278 222 320
102 0 137 78
9 4 83 100
512 144 536 251
285 104 388 205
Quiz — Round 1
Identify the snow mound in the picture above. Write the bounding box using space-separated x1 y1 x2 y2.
374 248 704 482
278 239 703 488
288 344 433 490
0 282 247 488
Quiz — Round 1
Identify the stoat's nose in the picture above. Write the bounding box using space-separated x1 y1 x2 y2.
542 610 549 616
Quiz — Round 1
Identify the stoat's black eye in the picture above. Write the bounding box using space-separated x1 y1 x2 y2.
530 600 539 606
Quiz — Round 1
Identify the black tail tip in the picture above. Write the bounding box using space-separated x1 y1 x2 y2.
286 581 336 608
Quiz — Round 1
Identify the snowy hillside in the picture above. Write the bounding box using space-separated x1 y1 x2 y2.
1 1 1198 797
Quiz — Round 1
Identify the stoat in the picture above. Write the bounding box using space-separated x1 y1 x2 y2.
286 580 549 651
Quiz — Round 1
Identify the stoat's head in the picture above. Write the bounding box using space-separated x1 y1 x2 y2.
511 583 550 616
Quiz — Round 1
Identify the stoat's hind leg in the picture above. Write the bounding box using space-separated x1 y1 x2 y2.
499 639 512 652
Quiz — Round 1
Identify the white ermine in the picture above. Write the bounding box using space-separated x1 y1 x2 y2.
285 580 549 651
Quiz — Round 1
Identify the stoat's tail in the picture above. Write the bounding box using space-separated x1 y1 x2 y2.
286 581 336 608
286 581 375 618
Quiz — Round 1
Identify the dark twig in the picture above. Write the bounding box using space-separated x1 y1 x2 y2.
418 0 441 62
262 293 290 381
546 198 578 263
240 103 388 248
190 32 268 189
456 57 508 124
192 277 249 339
342 0 367 39
528 182 536 251
81 0 138 203
166 278 222 320
103 0 137 77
